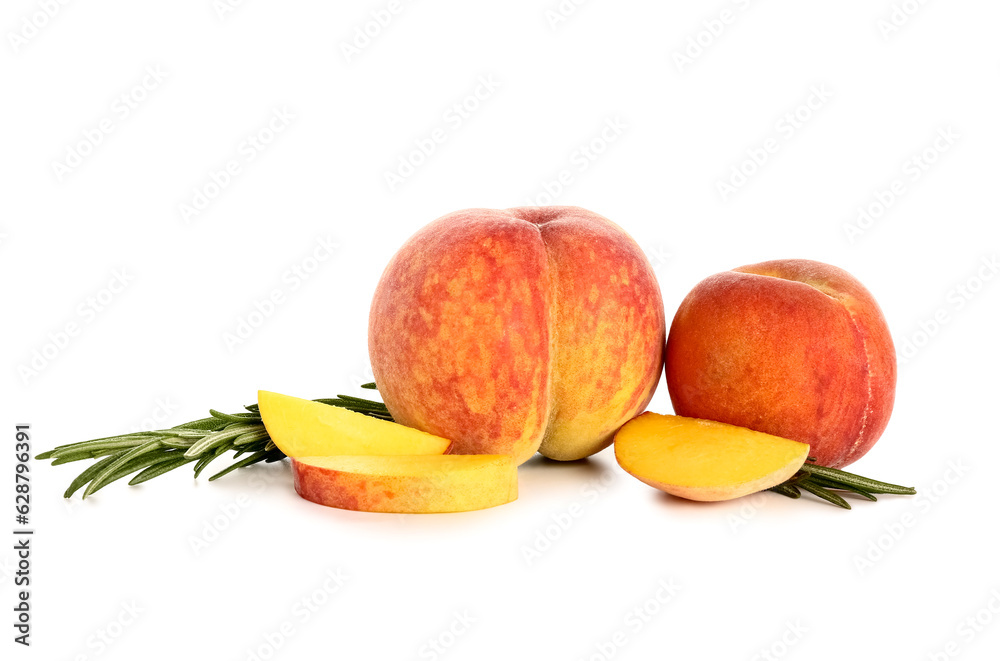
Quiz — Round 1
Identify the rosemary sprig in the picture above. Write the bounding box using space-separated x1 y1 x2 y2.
768 457 916 510
36 385 389 499
39 385 915 509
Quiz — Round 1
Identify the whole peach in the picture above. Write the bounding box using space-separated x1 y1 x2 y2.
665 259 896 468
369 206 665 465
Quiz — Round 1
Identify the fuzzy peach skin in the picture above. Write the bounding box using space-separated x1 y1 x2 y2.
291 455 518 513
665 259 896 469
369 206 666 465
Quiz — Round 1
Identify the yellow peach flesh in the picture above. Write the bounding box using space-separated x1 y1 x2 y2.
258 390 451 458
615 412 809 501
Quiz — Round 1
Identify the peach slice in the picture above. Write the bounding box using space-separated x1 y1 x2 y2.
614 413 809 502
291 455 518 513
258 390 451 458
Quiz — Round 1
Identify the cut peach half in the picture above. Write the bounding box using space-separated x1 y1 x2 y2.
258 390 451 458
614 412 809 502
292 455 518 513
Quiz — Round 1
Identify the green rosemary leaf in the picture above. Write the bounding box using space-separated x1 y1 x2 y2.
315 401 393 421
798 480 852 510
83 441 165 498
147 429 210 439
193 445 230 479
49 432 155 450
129 455 198 486
769 483 801 499
209 409 262 424
64 455 120 498
172 417 229 431
338 402 389 412
160 436 198 450
48 436 154 459
233 428 270 446
803 464 915 495
184 423 259 458
326 394 389 407
360 382 377 389
51 449 123 465
85 452 182 497
809 475 878 501
208 449 271 482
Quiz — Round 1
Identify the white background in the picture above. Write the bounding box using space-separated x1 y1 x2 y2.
3 1 999 659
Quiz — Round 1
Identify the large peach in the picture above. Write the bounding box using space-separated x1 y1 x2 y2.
665 259 896 468
369 206 665 465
